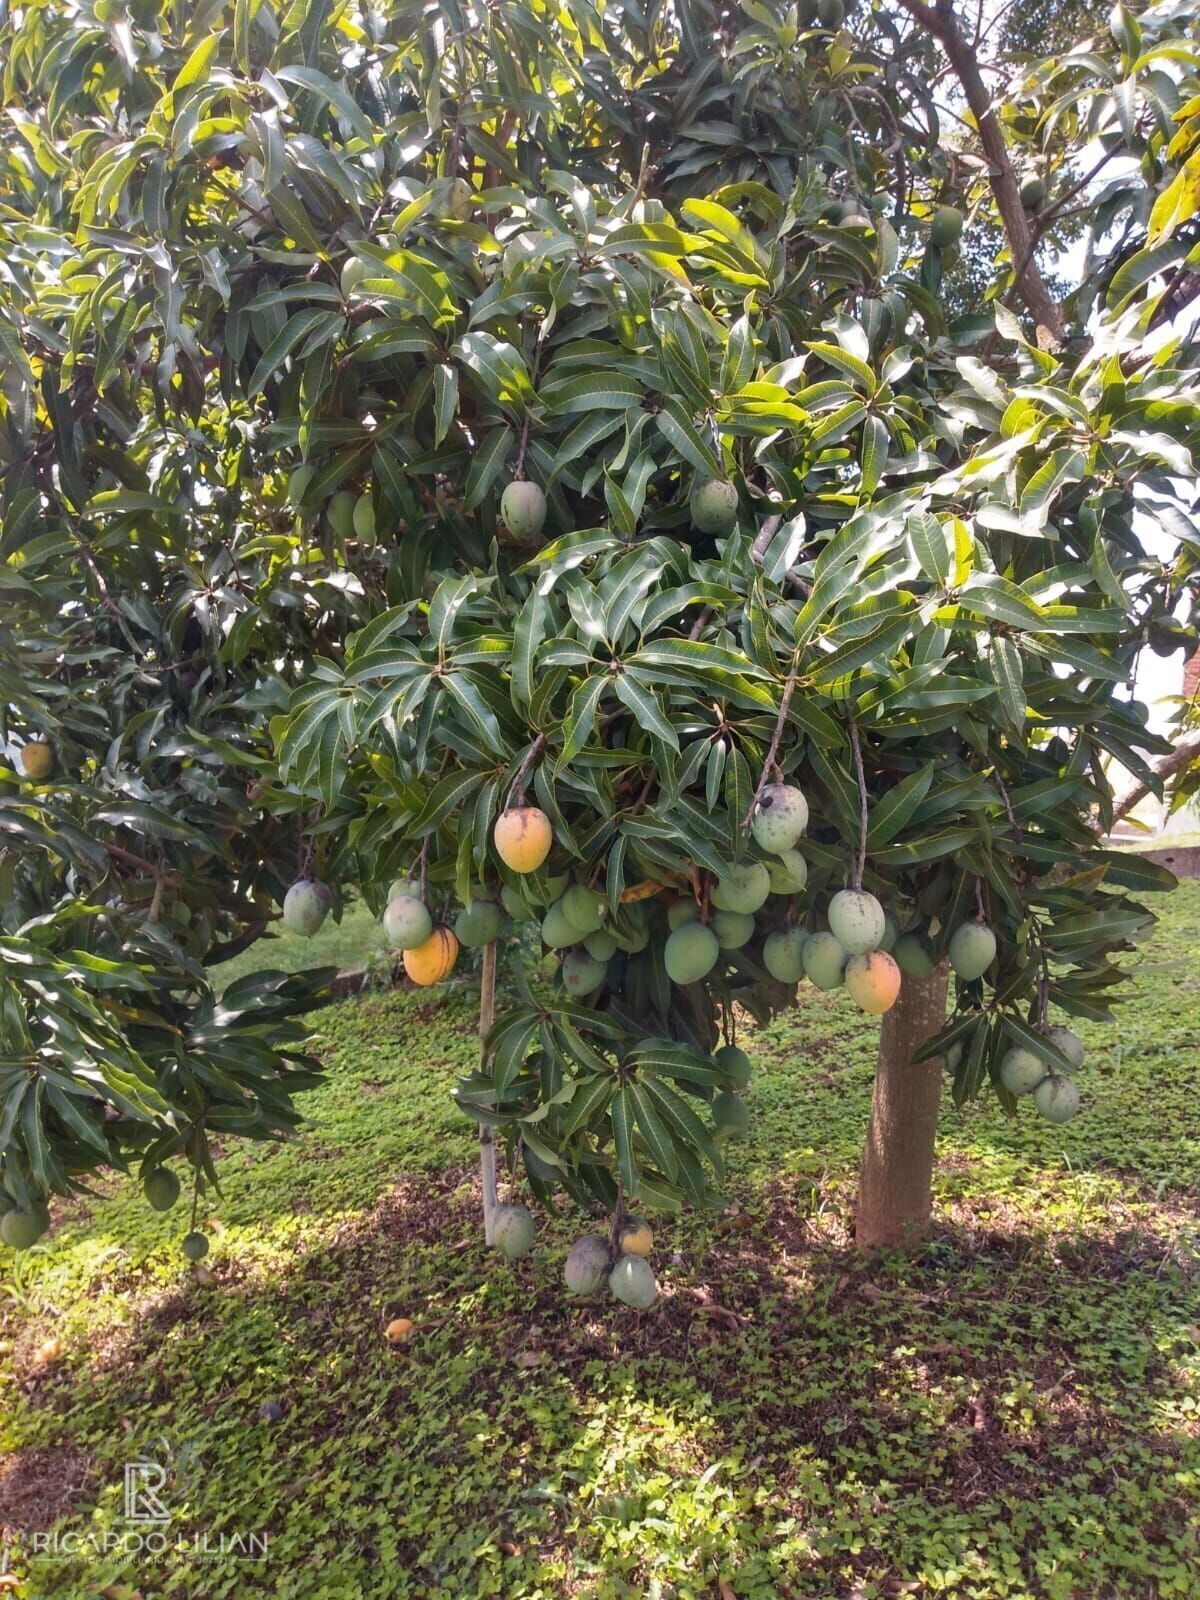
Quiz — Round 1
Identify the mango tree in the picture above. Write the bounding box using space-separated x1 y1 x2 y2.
0 0 1197 1273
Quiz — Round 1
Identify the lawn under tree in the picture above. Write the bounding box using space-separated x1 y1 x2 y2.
3 0 1200 1597
1 882 1197 1600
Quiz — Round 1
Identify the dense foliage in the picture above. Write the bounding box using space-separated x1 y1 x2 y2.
0 0 1198 1230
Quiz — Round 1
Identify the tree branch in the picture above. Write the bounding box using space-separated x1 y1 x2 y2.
1109 732 1200 828
206 920 268 966
750 513 782 566
896 0 1066 349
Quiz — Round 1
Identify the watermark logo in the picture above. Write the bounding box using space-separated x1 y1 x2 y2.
23 1450 269 1564
123 1458 170 1524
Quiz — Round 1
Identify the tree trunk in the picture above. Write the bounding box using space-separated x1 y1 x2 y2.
856 961 950 1249
478 940 499 1246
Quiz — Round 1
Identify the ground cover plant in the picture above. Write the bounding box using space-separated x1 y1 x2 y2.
0 880 1197 1600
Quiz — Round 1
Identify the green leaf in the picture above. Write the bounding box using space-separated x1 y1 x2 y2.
463 426 514 511
1108 238 1186 310
908 513 953 587
654 396 723 478
614 673 680 751
558 674 610 766
989 635 1026 733
248 308 339 398
866 764 934 848
561 1074 616 1139
433 363 458 446
859 413 888 495
640 1075 721 1173
1090 849 1177 892
511 589 548 709
275 65 378 146
412 770 486 835
627 1081 679 1179
806 339 875 392
452 331 533 406
539 372 643 414
957 574 1045 630
612 1087 639 1193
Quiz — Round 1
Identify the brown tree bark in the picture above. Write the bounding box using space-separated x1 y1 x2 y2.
856 961 950 1249
894 0 1067 349
478 939 499 1245
1109 732 1200 827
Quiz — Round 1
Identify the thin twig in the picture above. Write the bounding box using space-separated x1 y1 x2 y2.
688 605 714 641
992 767 1023 843
1036 956 1050 1030
627 143 654 211
628 769 656 816
847 719 868 890
418 837 429 903
506 732 546 808
513 413 532 481
742 655 800 830
609 1175 627 1258
298 807 320 878
104 841 165 878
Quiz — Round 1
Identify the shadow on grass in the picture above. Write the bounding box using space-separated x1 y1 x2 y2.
4 1165 1198 1600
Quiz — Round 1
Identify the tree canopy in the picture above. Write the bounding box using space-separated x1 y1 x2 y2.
1 0 1198 1238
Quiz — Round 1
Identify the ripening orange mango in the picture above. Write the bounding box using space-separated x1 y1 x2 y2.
493 807 552 873
402 926 459 986
844 950 902 1015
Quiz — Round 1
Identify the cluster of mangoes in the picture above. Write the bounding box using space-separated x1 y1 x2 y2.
143 1166 209 1260
997 1025 1084 1124
286 466 380 543
380 877 461 985
895 916 1083 1123
490 1199 663 1309
278 771 1086 1129
0 1163 207 1258
498 468 739 546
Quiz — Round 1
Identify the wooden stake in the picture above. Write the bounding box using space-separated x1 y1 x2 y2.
478 939 499 1245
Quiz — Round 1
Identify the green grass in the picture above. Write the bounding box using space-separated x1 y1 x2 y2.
1111 829 1200 852
2 887 1199 1599
216 899 385 989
